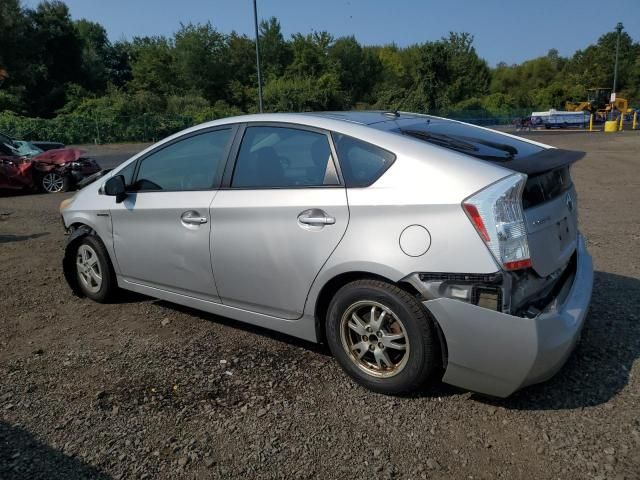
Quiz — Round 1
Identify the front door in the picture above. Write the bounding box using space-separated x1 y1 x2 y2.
110 127 234 301
211 124 349 319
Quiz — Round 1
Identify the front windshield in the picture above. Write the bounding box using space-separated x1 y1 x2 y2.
14 140 43 157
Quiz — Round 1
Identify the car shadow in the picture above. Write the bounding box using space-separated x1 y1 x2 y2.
0 232 49 244
107 289 151 305
475 271 640 410
0 421 111 479
158 272 639 404
155 300 332 357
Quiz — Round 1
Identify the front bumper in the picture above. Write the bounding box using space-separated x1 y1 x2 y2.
424 235 593 397
69 160 101 184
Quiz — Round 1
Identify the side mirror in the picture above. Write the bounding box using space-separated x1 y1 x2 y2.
104 175 127 203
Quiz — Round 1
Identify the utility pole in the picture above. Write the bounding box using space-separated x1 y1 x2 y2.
612 22 624 97
253 0 264 113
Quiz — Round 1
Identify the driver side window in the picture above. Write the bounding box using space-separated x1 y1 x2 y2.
132 129 232 191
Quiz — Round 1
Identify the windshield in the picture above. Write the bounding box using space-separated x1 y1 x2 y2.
387 117 544 161
13 140 43 157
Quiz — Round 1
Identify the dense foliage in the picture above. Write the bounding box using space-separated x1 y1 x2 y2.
0 0 638 142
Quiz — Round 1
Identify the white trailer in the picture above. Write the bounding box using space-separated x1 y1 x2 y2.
531 109 590 129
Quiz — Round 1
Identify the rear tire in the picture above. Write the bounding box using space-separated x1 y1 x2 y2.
326 279 439 394
74 235 117 303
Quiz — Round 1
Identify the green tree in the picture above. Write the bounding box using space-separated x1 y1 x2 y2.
128 36 176 96
25 1 84 116
0 0 30 113
329 36 382 103
173 22 229 101
259 17 291 78
287 32 336 78
75 19 110 92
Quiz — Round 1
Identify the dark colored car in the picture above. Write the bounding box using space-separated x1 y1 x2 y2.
0 133 100 193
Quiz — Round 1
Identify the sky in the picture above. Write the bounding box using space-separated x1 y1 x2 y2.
23 0 640 65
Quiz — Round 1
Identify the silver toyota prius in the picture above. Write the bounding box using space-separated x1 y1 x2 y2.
60 111 593 397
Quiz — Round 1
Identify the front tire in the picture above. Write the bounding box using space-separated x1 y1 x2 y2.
41 171 71 193
326 279 439 394
74 235 117 302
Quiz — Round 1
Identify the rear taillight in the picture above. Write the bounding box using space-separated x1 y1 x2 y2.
463 174 531 271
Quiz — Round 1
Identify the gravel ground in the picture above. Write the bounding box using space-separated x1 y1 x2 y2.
1 131 639 479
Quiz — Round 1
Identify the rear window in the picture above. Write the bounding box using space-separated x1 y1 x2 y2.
392 118 544 161
332 133 396 187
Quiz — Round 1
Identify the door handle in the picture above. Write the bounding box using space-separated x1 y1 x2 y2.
181 211 208 225
298 209 336 226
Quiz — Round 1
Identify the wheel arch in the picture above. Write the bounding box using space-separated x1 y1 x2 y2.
312 270 421 344
62 222 115 297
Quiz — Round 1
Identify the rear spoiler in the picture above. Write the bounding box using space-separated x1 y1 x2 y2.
506 149 585 176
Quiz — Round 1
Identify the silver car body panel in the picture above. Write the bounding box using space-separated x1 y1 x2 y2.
424 235 592 397
210 188 349 319
61 112 593 396
111 191 220 302
524 185 579 277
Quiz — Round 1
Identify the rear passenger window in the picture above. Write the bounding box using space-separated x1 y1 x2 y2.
232 126 338 188
332 133 396 187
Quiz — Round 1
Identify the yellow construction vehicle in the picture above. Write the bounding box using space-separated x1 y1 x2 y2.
565 88 632 120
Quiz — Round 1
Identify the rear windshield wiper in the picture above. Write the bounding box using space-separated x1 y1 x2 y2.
402 130 518 161
402 130 478 153
457 135 518 159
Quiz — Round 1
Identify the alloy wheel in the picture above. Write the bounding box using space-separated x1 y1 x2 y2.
340 300 410 378
76 244 102 293
42 172 65 193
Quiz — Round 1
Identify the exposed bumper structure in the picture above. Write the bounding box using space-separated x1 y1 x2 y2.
424 235 593 397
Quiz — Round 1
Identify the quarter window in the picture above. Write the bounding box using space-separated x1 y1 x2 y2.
133 129 232 191
116 161 136 186
232 126 338 188
332 133 396 187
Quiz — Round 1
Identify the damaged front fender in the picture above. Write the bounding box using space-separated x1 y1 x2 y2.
62 225 94 297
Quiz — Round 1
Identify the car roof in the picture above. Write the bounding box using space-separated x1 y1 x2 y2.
305 110 426 125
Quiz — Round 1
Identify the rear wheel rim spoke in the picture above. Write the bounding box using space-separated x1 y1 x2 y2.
339 300 410 378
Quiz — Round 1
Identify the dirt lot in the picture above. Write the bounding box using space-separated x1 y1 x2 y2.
1 131 639 480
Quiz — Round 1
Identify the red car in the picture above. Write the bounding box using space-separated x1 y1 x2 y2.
0 132 100 193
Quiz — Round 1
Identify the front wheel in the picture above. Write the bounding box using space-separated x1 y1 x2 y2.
326 279 440 395
74 235 117 302
41 171 71 193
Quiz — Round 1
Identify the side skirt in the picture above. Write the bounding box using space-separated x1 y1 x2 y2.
118 277 319 343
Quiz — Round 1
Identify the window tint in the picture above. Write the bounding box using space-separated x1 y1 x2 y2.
232 126 337 188
133 129 231 191
332 133 396 187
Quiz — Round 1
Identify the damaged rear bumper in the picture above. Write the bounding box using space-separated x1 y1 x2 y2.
424 235 593 397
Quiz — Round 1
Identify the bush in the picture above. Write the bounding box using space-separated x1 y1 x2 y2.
0 92 245 144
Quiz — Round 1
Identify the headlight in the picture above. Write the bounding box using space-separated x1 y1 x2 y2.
59 196 73 212
70 161 83 169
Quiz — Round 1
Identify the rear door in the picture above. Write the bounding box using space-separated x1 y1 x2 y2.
110 126 236 301
210 123 349 319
